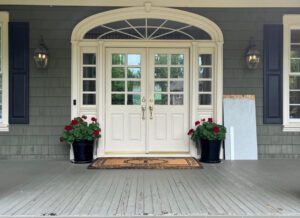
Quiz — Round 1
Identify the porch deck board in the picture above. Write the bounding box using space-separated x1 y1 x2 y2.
0 160 299 217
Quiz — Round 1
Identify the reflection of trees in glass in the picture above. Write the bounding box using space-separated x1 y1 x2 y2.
112 94 125 105
170 67 184 78
111 81 125 91
154 67 168 78
127 81 141 92
127 68 141 78
171 54 184 65
155 54 168 65
291 59 300 72
112 54 125 65
127 94 141 105
112 67 125 78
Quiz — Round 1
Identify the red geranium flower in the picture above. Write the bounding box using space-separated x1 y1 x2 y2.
195 121 200 126
79 118 83 122
64 125 73 131
93 129 101 136
208 118 213 123
187 129 194 136
70 120 78 125
81 115 87 119
212 126 220 133
91 117 97 122
201 118 206 121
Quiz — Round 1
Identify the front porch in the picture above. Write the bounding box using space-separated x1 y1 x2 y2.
0 160 299 217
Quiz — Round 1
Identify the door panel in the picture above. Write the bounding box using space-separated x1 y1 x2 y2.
105 48 189 154
105 48 147 153
147 49 189 153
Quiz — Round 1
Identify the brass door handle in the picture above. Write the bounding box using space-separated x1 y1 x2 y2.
141 105 146 120
149 105 153 119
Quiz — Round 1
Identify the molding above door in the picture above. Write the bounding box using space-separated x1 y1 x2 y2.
1 0 300 8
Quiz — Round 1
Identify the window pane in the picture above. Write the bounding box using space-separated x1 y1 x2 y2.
291 59 300 72
290 91 300 104
112 67 125 78
170 94 183 105
111 81 125 91
83 54 96 65
127 54 141 65
170 81 184 92
198 81 212 92
112 94 125 105
154 67 168 78
127 67 141 78
199 67 212 78
83 80 96 91
290 106 300 119
127 94 141 105
291 30 300 43
127 81 141 92
290 76 300 89
199 94 211 105
155 54 168 65
291 45 300 58
198 54 212 65
155 81 168 92
170 67 184 78
83 94 96 105
154 94 168 105
83 67 96 78
112 54 125 65
171 54 184 65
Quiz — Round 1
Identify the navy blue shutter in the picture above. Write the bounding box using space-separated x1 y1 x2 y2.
9 22 29 124
263 24 283 124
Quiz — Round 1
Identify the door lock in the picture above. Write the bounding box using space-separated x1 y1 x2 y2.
149 105 154 120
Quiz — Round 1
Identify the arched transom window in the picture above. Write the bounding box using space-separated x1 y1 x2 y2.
84 18 212 40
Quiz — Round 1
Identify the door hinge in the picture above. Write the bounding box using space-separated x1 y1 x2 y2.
73 99 76 105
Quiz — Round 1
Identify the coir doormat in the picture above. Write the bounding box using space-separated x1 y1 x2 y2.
88 157 202 169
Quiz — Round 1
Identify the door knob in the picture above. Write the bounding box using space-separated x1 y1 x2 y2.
141 105 146 120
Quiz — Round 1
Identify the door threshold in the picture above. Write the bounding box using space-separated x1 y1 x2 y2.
100 153 193 158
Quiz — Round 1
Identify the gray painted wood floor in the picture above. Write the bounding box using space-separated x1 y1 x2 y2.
0 160 299 218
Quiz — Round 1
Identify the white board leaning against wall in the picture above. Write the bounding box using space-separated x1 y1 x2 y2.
223 95 258 160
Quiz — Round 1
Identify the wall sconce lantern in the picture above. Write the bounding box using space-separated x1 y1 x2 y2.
245 38 260 69
33 36 49 69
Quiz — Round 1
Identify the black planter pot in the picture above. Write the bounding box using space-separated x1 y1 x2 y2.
199 139 222 163
72 140 94 163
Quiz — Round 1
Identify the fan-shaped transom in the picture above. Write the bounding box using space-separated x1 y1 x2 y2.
84 18 212 40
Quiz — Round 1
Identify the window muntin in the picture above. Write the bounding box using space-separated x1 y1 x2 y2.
111 53 142 105
82 53 97 105
289 30 300 119
198 54 213 106
153 53 185 105
84 18 211 40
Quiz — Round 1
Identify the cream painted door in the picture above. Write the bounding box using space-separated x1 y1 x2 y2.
105 48 189 154
147 49 189 153
105 48 147 153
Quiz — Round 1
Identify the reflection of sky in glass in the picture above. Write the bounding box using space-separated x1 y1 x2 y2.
128 54 141 65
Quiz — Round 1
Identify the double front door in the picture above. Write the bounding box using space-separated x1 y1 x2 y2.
105 48 189 154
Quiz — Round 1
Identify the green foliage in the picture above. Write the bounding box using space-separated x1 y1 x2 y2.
61 116 101 144
188 119 226 142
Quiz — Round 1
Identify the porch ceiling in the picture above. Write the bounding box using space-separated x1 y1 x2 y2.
0 160 299 217
1 0 300 8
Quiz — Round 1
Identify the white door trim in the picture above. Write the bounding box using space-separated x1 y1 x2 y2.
70 7 224 159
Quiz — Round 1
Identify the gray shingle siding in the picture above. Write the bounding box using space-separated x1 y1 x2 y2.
0 6 300 159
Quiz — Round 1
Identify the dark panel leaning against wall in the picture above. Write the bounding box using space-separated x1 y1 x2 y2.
0 6 300 159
